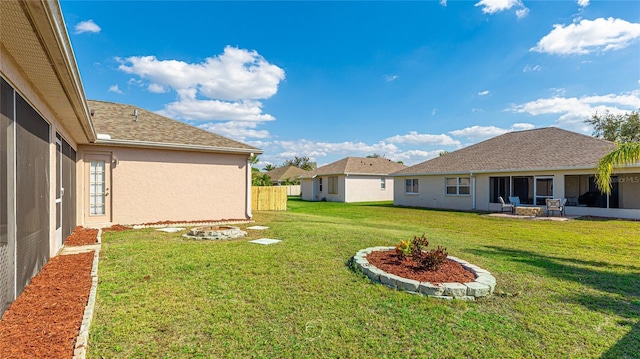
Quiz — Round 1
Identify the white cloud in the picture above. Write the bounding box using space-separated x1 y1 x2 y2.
199 121 270 141
449 123 536 139
511 90 640 131
385 131 461 146
108 85 122 94
523 64 542 72
440 0 447 7
74 20 101 34
431 108 437 116
515 8 529 19
147 83 166 93
478 90 490 96
577 0 589 8
158 90 275 122
384 74 399 82
531 17 640 55
475 0 528 17
118 46 285 123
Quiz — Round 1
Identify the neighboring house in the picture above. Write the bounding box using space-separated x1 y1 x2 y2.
265 166 308 185
392 127 640 219
0 0 260 315
301 157 407 202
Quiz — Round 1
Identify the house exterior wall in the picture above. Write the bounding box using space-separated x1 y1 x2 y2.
78 145 251 226
301 178 314 201
394 169 640 219
345 175 394 202
1 54 81 315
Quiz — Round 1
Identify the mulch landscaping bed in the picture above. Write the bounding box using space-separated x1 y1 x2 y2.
366 250 476 283
64 226 99 246
0 251 95 358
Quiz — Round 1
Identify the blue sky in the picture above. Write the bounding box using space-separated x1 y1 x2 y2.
60 0 640 168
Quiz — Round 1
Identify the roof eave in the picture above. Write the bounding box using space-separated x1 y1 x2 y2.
25 0 97 143
391 164 640 177
93 139 263 155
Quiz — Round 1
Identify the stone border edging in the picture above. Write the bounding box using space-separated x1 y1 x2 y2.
73 228 102 359
352 246 496 300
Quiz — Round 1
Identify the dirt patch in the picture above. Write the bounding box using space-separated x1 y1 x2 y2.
366 250 476 284
0 251 95 359
64 226 98 246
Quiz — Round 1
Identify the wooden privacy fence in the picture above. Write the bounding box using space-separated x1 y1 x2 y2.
252 186 287 211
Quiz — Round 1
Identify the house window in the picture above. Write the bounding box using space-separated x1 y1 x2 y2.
446 177 470 195
381 177 386 190
328 176 338 194
490 177 510 203
319 178 323 192
564 175 619 208
405 179 419 194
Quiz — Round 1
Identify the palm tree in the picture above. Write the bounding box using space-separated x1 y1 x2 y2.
595 142 640 194
263 163 277 171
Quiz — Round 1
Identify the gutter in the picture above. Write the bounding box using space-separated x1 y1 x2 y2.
92 138 263 155
390 164 640 177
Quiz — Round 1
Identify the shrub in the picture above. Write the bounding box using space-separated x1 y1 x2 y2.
394 234 448 271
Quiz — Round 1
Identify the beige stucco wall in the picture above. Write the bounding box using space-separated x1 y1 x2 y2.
301 178 314 201
393 175 473 210
78 145 251 226
2 47 79 257
345 175 394 202
394 169 640 219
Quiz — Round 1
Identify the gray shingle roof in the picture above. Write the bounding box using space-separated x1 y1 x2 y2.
265 166 308 181
87 100 261 153
392 127 619 176
302 157 407 178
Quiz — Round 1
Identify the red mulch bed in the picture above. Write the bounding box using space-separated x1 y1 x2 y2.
366 250 476 284
0 251 95 358
102 224 131 232
64 226 98 246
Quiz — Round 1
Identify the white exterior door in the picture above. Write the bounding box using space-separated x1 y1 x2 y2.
84 153 111 225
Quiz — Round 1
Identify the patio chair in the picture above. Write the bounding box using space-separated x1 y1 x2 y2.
508 196 521 206
545 198 565 217
498 196 514 213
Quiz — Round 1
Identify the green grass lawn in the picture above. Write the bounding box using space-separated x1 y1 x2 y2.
88 199 640 358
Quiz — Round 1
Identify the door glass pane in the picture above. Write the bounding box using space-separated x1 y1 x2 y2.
90 160 105 215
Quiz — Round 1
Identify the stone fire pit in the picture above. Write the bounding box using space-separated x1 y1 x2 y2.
183 226 247 240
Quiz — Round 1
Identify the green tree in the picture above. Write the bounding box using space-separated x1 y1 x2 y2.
439 151 450 156
590 110 640 194
263 163 277 171
595 142 640 194
252 172 272 186
366 153 387 159
283 156 317 171
586 109 640 142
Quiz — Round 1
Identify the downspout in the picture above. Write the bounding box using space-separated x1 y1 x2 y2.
246 153 253 219
471 173 476 210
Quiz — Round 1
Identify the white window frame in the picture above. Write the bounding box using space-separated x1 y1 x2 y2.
405 179 419 194
381 177 386 190
318 177 323 192
446 177 471 196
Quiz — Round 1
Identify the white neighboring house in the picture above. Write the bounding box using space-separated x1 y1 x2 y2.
301 157 407 202
392 127 640 220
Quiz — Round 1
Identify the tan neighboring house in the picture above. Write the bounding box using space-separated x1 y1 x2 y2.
392 127 640 219
265 165 308 185
301 157 407 202
0 0 261 315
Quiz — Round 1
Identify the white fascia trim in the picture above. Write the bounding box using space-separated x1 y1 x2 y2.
93 139 263 155
391 165 640 177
